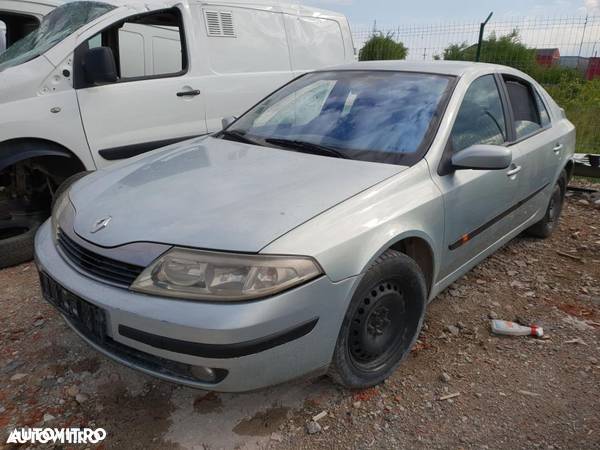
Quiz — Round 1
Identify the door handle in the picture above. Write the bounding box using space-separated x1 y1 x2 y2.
177 89 201 97
553 143 563 154
506 165 522 177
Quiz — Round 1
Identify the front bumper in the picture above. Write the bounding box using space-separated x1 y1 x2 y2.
34 221 358 391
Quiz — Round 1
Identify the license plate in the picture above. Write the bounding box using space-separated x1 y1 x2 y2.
39 272 107 342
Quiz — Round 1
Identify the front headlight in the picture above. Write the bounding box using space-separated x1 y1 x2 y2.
51 190 71 240
130 248 323 301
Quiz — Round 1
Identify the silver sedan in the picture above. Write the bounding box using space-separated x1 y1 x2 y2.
34 61 575 391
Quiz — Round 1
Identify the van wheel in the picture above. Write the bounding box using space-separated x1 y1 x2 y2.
526 170 567 239
0 214 44 269
328 250 427 389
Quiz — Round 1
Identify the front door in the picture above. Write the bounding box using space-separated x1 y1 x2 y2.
436 74 521 281
75 7 206 168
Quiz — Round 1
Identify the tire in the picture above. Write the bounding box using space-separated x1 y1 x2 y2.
51 171 91 208
526 170 567 239
0 216 43 269
328 249 427 389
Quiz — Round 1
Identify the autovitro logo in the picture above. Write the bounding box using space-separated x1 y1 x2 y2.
6 428 107 444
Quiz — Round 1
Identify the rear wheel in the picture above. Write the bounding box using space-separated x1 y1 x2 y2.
526 170 567 238
329 250 427 389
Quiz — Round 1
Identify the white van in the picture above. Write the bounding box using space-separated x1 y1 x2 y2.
0 0 59 52
0 0 355 267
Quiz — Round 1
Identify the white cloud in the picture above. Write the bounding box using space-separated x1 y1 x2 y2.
584 0 600 13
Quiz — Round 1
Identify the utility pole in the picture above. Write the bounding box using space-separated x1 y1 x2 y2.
476 12 493 62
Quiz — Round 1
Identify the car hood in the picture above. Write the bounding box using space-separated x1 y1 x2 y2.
69 136 406 252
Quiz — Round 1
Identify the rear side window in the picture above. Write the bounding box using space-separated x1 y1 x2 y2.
535 91 551 127
504 78 543 139
0 20 5 52
451 75 507 152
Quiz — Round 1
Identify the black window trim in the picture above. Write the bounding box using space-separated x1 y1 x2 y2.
500 73 552 146
437 72 510 176
74 6 189 90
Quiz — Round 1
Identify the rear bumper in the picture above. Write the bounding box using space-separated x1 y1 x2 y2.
34 221 358 391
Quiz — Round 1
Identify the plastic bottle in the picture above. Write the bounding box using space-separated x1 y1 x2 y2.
490 320 544 337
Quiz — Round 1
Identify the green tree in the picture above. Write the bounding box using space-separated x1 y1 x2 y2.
359 32 408 61
441 29 583 84
443 30 536 72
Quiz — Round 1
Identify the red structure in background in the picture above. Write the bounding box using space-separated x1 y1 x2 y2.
536 48 560 67
586 57 600 80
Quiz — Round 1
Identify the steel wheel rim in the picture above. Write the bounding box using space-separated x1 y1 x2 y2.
348 280 410 372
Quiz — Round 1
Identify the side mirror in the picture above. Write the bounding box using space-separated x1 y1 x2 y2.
221 116 237 130
451 145 512 171
82 47 118 85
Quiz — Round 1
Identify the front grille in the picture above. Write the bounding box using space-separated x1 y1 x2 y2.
57 229 144 287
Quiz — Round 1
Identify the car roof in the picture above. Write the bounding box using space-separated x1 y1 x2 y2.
326 60 515 77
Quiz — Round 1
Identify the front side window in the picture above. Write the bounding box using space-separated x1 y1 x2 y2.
451 75 507 153
504 77 543 139
83 8 185 81
0 2 115 72
228 71 453 165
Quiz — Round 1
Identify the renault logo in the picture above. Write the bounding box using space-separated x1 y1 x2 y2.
91 216 112 233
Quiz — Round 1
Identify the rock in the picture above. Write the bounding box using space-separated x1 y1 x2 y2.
312 411 327 422
66 385 80 397
270 432 284 442
506 270 517 276
353 401 361 408
33 319 45 327
306 421 322 434
588 356 598 365
578 199 589 206
456 322 467 330
10 373 27 381
488 311 498 320
43 414 55 422
445 325 460 336
448 288 462 298
1 360 24 374
562 316 594 332
75 393 89 404
440 372 451 383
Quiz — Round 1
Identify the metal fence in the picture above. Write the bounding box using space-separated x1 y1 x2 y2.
352 16 600 65
352 16 600 155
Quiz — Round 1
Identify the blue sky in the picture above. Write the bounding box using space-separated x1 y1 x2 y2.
302 0 600 27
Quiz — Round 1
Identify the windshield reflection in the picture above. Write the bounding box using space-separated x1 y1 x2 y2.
228 70 453 165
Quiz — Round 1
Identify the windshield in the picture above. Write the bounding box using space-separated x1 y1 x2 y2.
227 70 454 165
0 1 115 72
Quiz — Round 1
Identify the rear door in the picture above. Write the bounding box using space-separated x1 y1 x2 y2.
75 7 207 168
436 74 520 280
500 75 561 224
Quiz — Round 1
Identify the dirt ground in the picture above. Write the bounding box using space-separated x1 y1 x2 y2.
1 182 599 450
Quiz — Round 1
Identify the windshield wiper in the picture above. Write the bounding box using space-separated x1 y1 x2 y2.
220 129 262 146
265 138 350 159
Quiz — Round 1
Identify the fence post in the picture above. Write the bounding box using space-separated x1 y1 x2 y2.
476 12 493 62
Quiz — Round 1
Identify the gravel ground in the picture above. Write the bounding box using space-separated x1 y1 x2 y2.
1 183 599 450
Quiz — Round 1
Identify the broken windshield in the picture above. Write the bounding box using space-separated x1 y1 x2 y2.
0 1 115 72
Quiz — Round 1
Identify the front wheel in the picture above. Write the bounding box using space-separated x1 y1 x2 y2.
526 170 567 239
328 250 427 389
